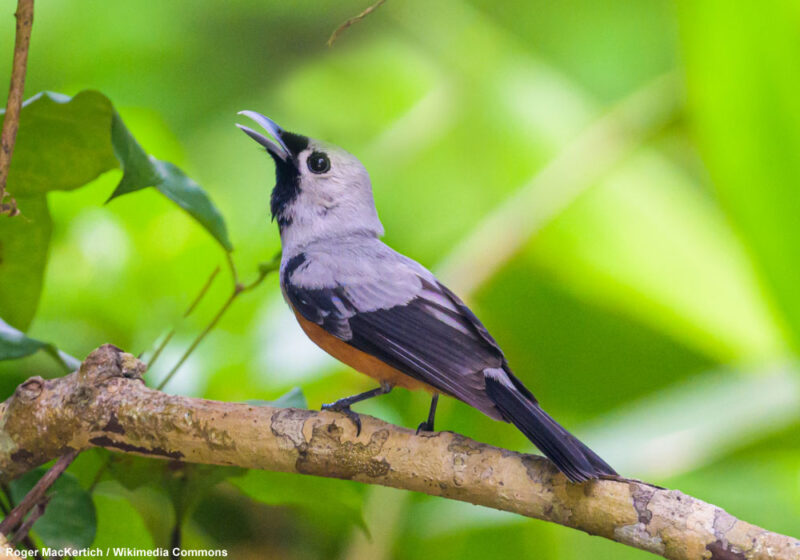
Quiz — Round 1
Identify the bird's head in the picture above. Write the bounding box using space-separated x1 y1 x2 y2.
237 111 383 250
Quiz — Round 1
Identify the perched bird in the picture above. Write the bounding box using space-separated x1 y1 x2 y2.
237 111 617 482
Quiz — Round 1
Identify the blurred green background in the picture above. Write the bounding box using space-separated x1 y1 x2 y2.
2 0 799 557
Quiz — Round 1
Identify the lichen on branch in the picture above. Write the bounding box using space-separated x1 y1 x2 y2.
0 345 797 560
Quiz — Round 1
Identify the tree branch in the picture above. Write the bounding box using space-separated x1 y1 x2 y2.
0 345 797 559
0 449 76 535
0 0 34 216
8 495 48 546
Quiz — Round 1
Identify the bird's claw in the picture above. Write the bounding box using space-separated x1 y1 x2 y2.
321 402 362 436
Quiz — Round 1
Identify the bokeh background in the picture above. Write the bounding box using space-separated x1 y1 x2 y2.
2 0 799 557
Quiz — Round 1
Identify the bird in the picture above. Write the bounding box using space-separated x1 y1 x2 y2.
236 111 618 483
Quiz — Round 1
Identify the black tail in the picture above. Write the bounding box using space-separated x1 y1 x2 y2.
485 374 617 483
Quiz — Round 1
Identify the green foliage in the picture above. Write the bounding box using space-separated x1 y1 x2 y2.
92 492 155 549
0 88 231 354
106 455 244 545
0 90 231 273
4 91 118 196
103 482 176 548
0 317 51 360
679 0 800 349
0 195 51 331
230 470 368 534
109 111 232 251
0 318 78 370
246 386 307 409
9 469 97 549
163 463 245 523
0 0 798 557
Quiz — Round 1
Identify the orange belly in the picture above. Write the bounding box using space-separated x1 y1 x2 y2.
293 310 439 393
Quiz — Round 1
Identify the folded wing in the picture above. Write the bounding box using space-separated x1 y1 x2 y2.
283 252 507 418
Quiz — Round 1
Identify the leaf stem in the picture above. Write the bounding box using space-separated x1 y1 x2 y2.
225 251 240 290
156 291 237 391
147 266 220 370
183 265 221 318
41 345 80 373
169 523 181 559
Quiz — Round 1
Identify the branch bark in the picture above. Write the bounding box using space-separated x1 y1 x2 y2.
0 345 797 560
0 0 34 216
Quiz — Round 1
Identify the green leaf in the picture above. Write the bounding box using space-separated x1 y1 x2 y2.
3 91 117 196
678 1 800 347
0 91 232 334
108 111 233 251
9 469 97 550
108 455 244 535
230 470 367 534
246 386 308 409
2 90 233 252
107 455 163 492
163 463 245 522
108 110 160 198
0 318 79 371
0 195 51 331
0 317 46 360
91 491 154 549
96 482 175 549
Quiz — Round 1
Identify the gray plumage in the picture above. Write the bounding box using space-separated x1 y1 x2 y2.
282 233 507 421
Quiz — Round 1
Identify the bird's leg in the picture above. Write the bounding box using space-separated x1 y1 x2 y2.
416 394 439 434
321 382 393 435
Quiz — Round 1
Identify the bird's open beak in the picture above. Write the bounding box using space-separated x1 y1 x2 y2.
236 111 291 161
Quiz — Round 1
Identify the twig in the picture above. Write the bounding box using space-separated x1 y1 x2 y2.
9 496 48 546
155 258 279 391
0 0 34 217
147 266 220 370
156 290 237 391
182 266 221 318
0 449 77 535
225 251 240 290
327 0 386 47
0 435 39 560
0 345 797 560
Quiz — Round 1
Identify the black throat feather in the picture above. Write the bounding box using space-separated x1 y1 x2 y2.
269 131 309 230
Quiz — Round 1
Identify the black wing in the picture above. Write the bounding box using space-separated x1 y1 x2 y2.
284 257 506 417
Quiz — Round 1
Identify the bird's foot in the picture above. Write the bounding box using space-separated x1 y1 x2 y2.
416 420 434 434
321 402 362 436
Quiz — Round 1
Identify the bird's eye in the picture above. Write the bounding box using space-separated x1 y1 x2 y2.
307 152 331 174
